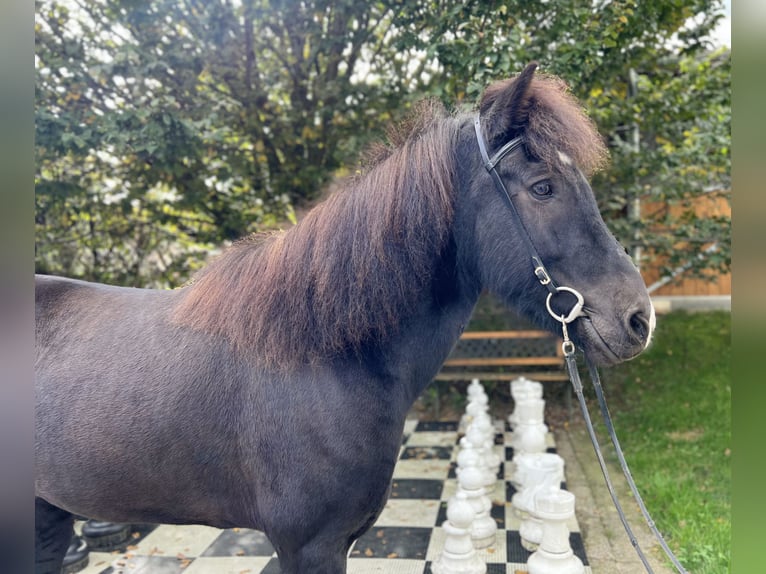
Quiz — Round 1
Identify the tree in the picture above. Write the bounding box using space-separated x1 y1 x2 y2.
389 0 730 283
35 0 415 286
36 0 730 288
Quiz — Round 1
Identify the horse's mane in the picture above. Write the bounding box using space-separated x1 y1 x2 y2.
172 74 607 370
172 99 459 368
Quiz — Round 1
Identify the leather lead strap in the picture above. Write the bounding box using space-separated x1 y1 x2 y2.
474 112 687 573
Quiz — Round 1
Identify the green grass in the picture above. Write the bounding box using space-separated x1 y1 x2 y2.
596 311 731 573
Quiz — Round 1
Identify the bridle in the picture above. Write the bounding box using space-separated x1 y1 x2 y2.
474 114 687 574
473 115 584 336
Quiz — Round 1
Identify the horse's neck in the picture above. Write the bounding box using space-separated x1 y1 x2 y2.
380 260 480 406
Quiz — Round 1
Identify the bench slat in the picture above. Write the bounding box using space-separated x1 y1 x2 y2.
443 357 563 367
434 372 569 381
458 330 556 340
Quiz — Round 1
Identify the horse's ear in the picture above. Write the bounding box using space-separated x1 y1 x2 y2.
479 62 538 146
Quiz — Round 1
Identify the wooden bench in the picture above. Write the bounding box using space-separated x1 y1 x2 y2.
431 329 573 419
435 330 568 383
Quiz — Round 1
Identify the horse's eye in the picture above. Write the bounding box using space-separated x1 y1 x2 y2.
531 181 553 198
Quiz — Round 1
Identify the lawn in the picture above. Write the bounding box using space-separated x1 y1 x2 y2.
595 311 731 573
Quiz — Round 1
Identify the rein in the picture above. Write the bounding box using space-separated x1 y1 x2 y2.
474 115 687 574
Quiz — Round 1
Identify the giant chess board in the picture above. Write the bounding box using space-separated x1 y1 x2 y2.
75 419 591 574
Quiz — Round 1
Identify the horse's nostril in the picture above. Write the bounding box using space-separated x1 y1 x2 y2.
629 310 650 343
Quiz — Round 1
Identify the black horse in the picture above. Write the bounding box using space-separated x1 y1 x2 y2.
35 64 654 573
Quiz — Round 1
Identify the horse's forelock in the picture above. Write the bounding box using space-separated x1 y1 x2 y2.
523 75 609 177
481 72 608 177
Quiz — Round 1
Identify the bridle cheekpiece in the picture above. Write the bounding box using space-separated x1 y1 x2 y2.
473 114 584 347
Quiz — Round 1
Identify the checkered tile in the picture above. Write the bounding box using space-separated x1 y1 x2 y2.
74 420 591 574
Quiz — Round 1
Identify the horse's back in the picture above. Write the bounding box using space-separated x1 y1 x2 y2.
35 274 173 351
35 273 166 318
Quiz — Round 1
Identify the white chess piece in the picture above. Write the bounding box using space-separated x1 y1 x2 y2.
509 394 549 488
527 489 585 574
508 377 543 431
460 383 488 434
460 424 496 493
512 396 548 454
456 463 497 549
511 452 565 549
432 491 487 574
469 416 501 478
467 379 486 401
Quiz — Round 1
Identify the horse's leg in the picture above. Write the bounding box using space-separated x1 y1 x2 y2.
35 497 75 574
276 538 349 574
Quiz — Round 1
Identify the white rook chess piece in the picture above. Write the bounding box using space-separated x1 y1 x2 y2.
457 463 497 549
432 491 486 574
511 452 565 550
527 489 584 574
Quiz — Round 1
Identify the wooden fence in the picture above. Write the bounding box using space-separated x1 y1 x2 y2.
639 191 730 296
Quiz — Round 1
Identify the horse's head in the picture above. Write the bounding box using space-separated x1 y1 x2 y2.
457 64 654 366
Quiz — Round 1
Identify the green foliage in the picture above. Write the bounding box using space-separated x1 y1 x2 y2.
36 0 412 286
598 311 731 573
392 0 730 283
35 0 730 287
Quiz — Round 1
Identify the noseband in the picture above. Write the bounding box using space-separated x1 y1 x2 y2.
473 115 584 337
474 114 688 574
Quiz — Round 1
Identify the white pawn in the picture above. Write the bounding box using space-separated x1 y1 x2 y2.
469 416 501 479
432 491 486 574
527 489 584 574
457 463 497 549
460 380 488 434
460 425 496 493
466 393 490 422
468 379 486 400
